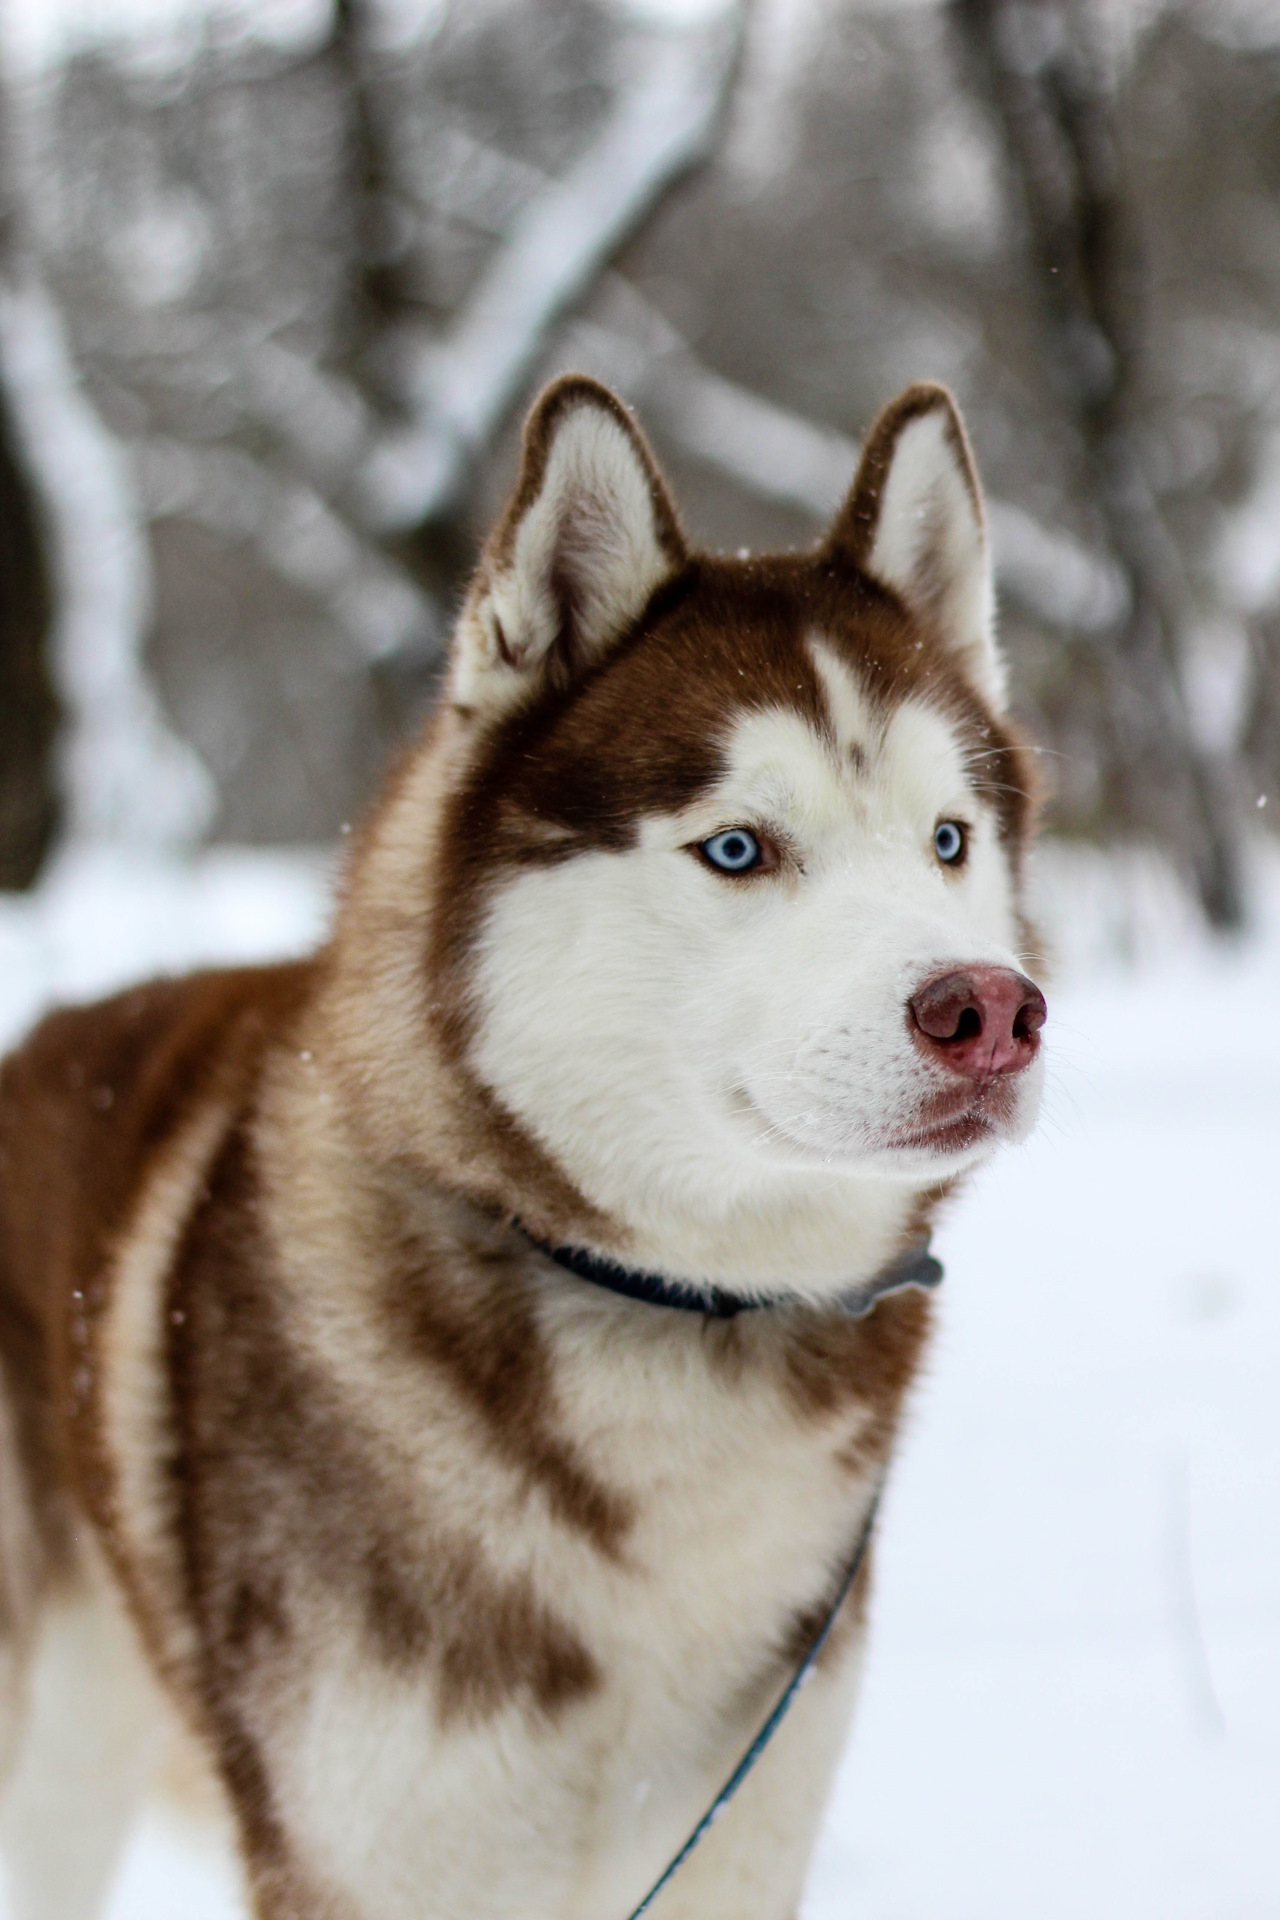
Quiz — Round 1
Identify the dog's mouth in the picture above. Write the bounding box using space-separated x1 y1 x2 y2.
886 1111 994 1155
727 1072 1027 1168
884 1077 1020 1157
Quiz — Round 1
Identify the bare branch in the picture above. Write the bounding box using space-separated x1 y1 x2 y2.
558 281 1126 640
360 12 743 531
135 434 435 664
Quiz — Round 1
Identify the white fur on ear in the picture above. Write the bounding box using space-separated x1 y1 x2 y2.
833 385 1005 711
453 376 684 708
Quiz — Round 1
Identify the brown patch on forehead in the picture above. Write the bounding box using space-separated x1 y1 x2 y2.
467 558 834 860
430 555 846 1000
433 542 1035 948
476 545 1035 874
809 551 1039 861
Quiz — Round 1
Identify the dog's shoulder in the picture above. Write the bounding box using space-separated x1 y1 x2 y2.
0 960 314 1297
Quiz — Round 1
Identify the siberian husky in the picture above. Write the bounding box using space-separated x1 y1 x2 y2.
0 375 1044 1920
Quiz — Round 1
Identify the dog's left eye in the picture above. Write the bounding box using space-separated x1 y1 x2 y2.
934 820 966 866
700 829 763 874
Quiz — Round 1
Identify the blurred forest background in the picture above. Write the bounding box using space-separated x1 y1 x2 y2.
0 0 1277 926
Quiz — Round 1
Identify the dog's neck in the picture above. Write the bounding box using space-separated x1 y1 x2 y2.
531 1171 943 1305
516 1221 944 1319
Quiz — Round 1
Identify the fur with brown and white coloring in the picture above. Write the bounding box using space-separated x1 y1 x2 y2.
0 375 1043 1920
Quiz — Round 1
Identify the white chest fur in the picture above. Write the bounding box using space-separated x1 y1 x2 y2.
267 1222 888 1920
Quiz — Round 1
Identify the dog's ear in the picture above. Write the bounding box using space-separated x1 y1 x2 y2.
453 376 686 708
826 383 1004 710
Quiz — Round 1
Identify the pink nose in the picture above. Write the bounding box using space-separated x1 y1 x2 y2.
908 966 1046 1079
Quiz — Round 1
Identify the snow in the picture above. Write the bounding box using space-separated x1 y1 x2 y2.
0 838 1276 1918
104 1806 251 1920
0 844 333 1058
0 0 738 78
0 0 335 76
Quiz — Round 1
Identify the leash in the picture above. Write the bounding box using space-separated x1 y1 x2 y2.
506 1228 931 1917
619 1480 884 1920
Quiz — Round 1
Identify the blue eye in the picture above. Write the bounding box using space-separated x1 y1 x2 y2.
934 820 966 865
700 829 763 874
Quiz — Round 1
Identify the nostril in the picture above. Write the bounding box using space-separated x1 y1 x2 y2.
1012 985 1047 1043
908 971 984 1045
953 1005 982 1042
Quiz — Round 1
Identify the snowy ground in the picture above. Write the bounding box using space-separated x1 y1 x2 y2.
0 838 1276 1919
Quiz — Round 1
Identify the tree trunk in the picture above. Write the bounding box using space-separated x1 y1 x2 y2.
0 314 58 890
952 0 1244 926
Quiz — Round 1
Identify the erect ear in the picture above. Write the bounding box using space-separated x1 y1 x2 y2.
826 383 1005 710
452 375 686 708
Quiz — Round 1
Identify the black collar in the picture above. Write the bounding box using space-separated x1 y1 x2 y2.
517 1226 943 1320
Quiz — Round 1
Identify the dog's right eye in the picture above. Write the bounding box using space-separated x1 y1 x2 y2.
699 829 763 874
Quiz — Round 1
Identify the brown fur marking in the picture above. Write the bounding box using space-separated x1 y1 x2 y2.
780 1283 933 1425
382 1242 634 1558
776 1545 874 1679
168 1123 600 1769
0 963 312 1589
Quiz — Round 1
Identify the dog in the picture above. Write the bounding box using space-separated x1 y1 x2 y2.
0 374 1044 1920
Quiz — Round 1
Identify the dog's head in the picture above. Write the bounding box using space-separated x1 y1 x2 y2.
346 376 1044 1296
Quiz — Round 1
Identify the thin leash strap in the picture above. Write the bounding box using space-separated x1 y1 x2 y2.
619 1480 884 1920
